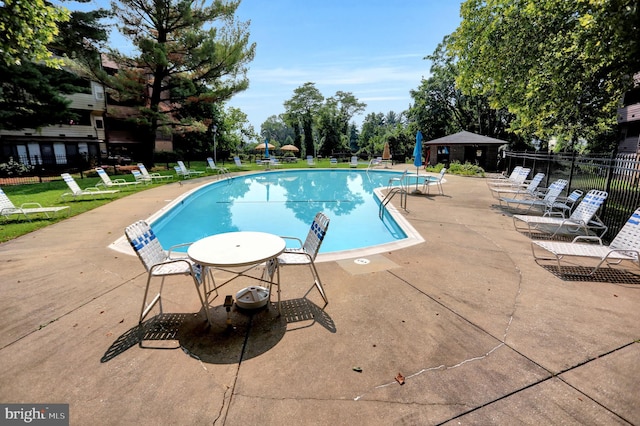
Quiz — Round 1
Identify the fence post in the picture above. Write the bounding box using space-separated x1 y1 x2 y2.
567 151 576 193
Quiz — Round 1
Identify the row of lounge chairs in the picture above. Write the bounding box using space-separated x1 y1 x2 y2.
490 167 640 277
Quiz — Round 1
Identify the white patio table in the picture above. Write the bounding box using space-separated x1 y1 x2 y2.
187 231 286 316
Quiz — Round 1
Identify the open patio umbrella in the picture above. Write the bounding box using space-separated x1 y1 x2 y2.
412 131 423 193
280 144 299 152
255 142 275 151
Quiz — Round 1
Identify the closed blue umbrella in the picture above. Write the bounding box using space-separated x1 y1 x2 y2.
413 131 423 192
265 138 270 158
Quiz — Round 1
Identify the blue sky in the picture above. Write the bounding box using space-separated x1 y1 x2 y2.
63 0 463 131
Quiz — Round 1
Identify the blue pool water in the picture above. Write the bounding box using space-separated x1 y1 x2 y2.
152 169 407 255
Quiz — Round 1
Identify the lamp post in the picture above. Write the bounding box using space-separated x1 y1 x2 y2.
212 124 218 164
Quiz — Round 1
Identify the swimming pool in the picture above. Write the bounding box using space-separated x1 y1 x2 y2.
148 169 424 261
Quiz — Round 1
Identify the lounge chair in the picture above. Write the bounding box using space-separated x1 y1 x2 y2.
268 158 283 168
513 189 608 239
487 167 531 188
329 158 338 167
131 170 151 185
233 156 247 169
206 157 229 174
60 173 119 200
138 163 173 182
306 155 316 167
486 166 523 185
349 156 358 168
124 220 212 328
177 160 205 178
422 168 447 195
95 167 141 189
490 172 545 199
1 187 69 221
498 179 568 214
267 212 330 305
531 207 640 276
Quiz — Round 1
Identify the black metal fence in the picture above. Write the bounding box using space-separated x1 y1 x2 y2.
505 151 640 240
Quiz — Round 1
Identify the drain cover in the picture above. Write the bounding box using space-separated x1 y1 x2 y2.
354 258 370 265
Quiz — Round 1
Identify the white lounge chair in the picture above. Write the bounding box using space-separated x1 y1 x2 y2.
124 220 212 328
486 166 523 185
268 157 283 168
306 155 316 167
131 170 151 184
329 158 338 167
61 173 119 200
513 189 608 239
138 163 173 182
487 167 531 188
349 156 358 168
177 160 205 178
206 157 229 174
422 168 447 195
95 167 141 189
531 208 640 276
490 172 544 199
499 179 568 214
1 187 69 221
266 212 330 305
233 156 247 169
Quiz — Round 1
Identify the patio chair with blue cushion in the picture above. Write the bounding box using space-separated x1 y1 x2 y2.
531 207 640 277
1 187 70 221
269 212 330 305
306 155 316 167
60 173 119 200
513 189 608 239
206 157 230 174
233 156 248 169
349 156 358 168
125 220 213 327
329 158 338 167
138 163 173 182
96 167 141 189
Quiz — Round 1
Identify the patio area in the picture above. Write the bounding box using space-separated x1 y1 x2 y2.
0 169 639 425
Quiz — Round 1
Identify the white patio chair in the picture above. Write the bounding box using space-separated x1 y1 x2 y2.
271 212 330 304
233 156 247 169
423 168 447 195
499 179 568 214
306 155 316 167
131 170 151 185
329 158 338 167
206 157 230 174
1 187 69 221
95 167 141 189
349 156 358 168
531 207 640 276
125 220 212 327
60 173 119 200
513 189 608 239
486 166 523 185
138 163 173 182
487 167 531 188
177 160 205 177
545 189 584 218
490 172 544 199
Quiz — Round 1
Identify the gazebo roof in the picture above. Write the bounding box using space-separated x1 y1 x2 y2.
424 130 508 146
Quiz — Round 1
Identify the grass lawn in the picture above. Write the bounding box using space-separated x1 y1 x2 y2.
0 158 373 243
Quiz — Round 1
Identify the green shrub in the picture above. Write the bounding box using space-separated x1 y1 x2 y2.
427 161 485 176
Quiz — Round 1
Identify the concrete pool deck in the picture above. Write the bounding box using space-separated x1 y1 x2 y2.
1 168 639 425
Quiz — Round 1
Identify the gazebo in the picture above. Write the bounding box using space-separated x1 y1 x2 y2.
423 130 508 171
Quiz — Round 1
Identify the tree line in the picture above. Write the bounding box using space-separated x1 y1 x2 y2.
1 0 638 165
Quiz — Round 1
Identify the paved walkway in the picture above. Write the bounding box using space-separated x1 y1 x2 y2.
1 170 639 425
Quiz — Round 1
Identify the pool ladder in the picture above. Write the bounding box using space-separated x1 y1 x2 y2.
379 187 407 219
